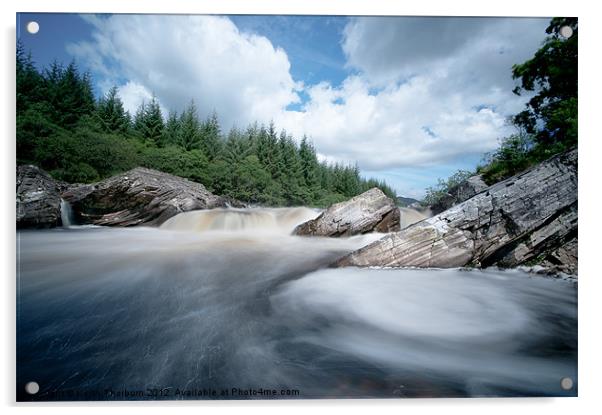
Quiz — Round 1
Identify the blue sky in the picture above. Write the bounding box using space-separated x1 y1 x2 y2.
17 13 549 199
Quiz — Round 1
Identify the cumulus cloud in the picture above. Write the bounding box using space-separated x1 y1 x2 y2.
68 14 300 128
275 74 509 170
69 14 548 177
117 81 154 115
341 17 548 90
342 17 488 85
275 17 548 169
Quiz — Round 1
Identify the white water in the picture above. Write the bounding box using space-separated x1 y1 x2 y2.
17 207 577 400
160 206 320 234
161 206 430 235
399 207 430 228
59 198 74 228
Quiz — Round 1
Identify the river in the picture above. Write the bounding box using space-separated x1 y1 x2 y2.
16 207 577 400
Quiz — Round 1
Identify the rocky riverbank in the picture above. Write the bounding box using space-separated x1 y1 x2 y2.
17 166 236 228
16 149 578 275
334 149 577 275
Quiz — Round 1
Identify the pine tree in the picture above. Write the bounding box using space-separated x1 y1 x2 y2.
279 132 306 205
299 136 321 202
133 101 147 134
178 100 202 151
162 110 180 146
43 61 95 128
17 41 45 115
132 96 164 145
80 72 96 116
256 122 281 178
223 127 251 165
143 96 164 146
96 86 130 133
200 110 222 160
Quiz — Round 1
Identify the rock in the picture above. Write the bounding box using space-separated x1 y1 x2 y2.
536 237 578 275
293 188 400 237
66 167 229 226
17 165 64 228
336 149 577 273
430 174 488 215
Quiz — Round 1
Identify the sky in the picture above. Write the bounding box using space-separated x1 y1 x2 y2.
17 13 550 199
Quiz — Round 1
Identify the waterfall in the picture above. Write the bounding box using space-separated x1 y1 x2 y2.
60 198 74 228
399 207 431 229
160 207 320 235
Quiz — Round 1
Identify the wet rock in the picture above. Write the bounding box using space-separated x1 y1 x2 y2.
67 167 229 226
430 174 489 215
16 165 64 228
294 188 400 237
336 149 578 273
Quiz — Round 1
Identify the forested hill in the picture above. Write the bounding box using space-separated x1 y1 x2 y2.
16 44 396 208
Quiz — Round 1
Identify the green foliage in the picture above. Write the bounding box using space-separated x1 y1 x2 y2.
162 111 180 146
425 17 578 203
95 86 131 134
142 145 209 183
16 46 398 207
477 132 538 185
178 101 202 151
200 111 222 160
44 61 95 128
133 96 164 146
512 17 577 149
423 170 474 207
34 117 143 182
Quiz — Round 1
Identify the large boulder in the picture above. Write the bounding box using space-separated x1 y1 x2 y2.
294 188 400 237
336 149 577 273
64 167 229 226
430 174 488 215
17 165 64 228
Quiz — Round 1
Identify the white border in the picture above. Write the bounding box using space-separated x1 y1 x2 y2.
2 1 601 414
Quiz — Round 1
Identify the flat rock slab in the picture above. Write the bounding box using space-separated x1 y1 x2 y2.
294 187 400 237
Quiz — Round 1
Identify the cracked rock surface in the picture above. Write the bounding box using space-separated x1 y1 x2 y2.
335 149 577 274
17 165 64 228
64 167 230 226
430 174 489 215
293 187 400 237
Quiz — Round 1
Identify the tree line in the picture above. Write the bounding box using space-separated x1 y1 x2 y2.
16 44 396 207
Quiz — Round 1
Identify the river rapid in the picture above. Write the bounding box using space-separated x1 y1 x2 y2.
17 207 577 400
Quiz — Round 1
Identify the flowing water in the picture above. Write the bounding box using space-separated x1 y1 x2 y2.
59 198 74 228
16 207 577 400
398 207 430 228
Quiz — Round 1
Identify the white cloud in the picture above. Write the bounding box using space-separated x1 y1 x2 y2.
70 15 549 179
274 17 548 169
275 74 509 170
69 14 300 128
117 81 154 115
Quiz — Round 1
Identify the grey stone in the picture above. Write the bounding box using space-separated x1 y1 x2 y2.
66 167 229 226
17 165 64 228
430 174 489 215
294 187 400 236
336 149 577 274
